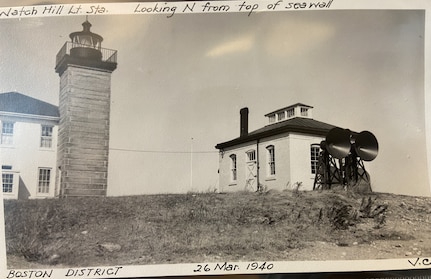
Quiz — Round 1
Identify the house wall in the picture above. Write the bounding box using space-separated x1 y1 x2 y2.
1 118 58 199
258 133 292 191
288 133 324 190
218 132 324 192
218 141 258 192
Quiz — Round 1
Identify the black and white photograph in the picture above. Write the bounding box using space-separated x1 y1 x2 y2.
0 0 430 278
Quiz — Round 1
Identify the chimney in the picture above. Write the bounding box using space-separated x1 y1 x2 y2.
240 107 249 137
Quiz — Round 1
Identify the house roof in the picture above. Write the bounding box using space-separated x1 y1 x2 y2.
215 117 339 150
0 92 59 118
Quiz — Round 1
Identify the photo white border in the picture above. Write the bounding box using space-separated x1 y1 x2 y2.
1 0 430 278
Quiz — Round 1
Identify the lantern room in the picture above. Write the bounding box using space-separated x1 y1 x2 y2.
55 19 117 76
69 20 103 60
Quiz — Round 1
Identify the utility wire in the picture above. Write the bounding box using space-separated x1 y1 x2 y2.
109 147 218 154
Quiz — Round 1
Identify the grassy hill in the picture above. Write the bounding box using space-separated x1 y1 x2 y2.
4 189 431 268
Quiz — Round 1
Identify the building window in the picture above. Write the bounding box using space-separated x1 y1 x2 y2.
268 115 276 123
2 173 13 193
267 145 276 176
301 107 309 116
311 144 320 174
1 122 14 145
230 154 237 181
38 168 51 194
246 150 256 162
41 125 53 148
277 112 285 121
286 108 295 118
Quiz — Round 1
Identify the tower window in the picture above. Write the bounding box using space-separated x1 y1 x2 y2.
1 122 14 145
301 107 309 116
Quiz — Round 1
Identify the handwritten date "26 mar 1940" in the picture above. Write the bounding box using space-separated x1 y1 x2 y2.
194 261 274 273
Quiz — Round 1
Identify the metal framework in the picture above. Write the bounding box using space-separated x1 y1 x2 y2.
313 128 378 191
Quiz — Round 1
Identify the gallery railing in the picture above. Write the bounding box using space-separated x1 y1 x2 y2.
56 42 117 65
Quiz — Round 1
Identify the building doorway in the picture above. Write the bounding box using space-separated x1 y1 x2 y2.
245 150 257 191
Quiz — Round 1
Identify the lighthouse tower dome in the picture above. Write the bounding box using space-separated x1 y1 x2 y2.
69 19 103 60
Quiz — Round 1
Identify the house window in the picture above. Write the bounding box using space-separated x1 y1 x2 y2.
301 107 309 116
230 154 237 181
246 150 256 162
41 125 53 148
277 112 285 121
1 122 14 145
310 144 320 174
286 108 295 118
2 173 13 193
38 168 51 194
267 145 276 176
268 115 276 123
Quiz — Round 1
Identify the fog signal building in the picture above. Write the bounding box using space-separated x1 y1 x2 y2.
215 104 339 192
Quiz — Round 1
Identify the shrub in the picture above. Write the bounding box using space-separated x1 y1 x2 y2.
327 201 357 230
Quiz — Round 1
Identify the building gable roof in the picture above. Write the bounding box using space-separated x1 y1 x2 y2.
215 117 338 150
0 92 59 118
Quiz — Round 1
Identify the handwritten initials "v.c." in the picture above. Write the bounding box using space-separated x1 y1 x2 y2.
408 258 420 266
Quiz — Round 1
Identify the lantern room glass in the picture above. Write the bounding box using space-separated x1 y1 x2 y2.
69 20 103 50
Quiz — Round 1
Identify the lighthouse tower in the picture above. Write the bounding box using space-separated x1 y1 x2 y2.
55 19 117 197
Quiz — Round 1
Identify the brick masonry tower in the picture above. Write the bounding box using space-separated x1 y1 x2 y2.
55 19 117 197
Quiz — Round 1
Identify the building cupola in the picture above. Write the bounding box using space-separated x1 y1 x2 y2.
265 103 313 125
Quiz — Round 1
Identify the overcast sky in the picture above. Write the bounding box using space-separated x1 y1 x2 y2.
0 7 429 196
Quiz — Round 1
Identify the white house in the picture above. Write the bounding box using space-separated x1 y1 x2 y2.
0 92 59 199
215 104 339 192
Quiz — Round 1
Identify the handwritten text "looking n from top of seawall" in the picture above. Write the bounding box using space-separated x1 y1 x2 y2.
0 0 334 19
134 0 334 17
